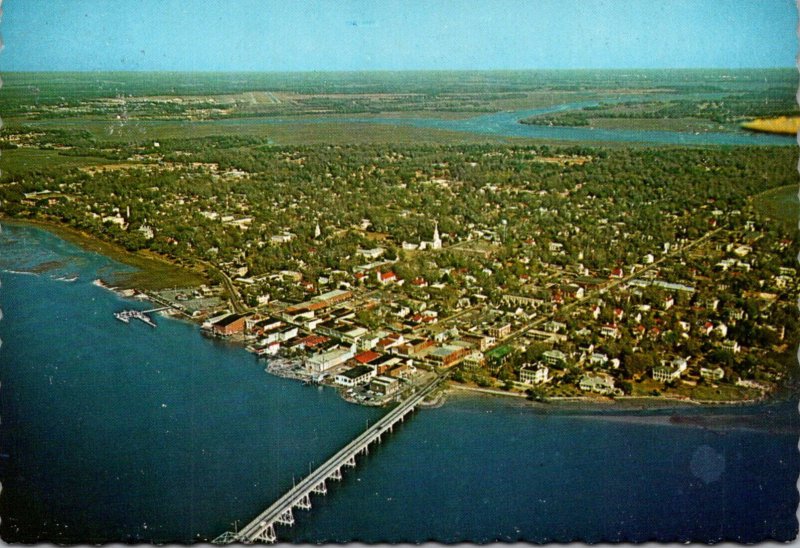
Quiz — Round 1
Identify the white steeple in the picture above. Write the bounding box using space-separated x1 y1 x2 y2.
432 221 442 249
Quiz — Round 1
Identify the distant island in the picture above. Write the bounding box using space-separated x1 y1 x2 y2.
741 116 800 135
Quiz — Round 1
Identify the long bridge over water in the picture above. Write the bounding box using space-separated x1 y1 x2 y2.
212 373 448 544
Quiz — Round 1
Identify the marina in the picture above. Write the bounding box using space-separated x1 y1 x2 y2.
113 307 170 328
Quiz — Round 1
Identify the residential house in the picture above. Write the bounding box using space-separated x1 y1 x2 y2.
519 363 549 385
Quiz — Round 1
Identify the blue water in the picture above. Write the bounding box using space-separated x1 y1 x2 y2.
0 224 384 543
208 98 795 146
0 223 797 543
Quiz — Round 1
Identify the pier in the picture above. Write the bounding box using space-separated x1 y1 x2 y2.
212 372 448 544
114 307 170 327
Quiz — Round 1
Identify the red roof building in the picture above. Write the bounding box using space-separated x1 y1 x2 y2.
377 271 397 284
354 350 381 364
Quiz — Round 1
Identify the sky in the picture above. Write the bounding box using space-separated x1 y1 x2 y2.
0 0 796 71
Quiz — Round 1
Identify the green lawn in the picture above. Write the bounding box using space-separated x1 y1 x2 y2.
752 184 798 234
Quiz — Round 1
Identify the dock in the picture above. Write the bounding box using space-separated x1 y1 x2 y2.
114 308 167 327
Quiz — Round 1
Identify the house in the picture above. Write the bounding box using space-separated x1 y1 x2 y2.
463 351 486 369
357 247 385 260
610 267 625 279
543 320 567 333
542 349 567 367
334 365 376 387
600 324 620 339
579 374 617 395
652 356 690 382
377 271 397 285
411 277 428 288
721 339 740 353
519 363 549 385
488 323 512 339
270 232 296 244
652 365 681 382
700 367 725 381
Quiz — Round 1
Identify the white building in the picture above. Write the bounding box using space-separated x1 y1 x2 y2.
306 346 355 374
579 374 617 395
334 365 376 387
520 363 549 385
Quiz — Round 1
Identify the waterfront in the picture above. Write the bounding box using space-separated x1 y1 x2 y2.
0 223 797 543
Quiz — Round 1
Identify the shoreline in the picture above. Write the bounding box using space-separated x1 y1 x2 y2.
445 381 774 411
2 215 789 412
0 216 208 290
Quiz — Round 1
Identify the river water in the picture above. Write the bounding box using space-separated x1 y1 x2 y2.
0 224 797 544
210 98 796 146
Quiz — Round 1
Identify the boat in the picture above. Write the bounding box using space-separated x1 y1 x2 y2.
114 311 131 323
114 309 157 327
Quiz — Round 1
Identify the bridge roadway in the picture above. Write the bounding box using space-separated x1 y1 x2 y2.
214 372 448 544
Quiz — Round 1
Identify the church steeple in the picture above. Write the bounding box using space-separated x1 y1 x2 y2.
432 221 442 249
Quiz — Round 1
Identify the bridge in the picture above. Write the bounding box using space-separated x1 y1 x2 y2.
212 373 448 544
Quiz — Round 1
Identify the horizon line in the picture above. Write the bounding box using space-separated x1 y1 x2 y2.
1 67 796 74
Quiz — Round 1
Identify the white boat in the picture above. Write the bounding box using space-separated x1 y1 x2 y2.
114 311 131 323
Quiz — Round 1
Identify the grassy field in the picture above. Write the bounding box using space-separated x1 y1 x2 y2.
7 117 538 146
752 184 798 234
0 148 123 173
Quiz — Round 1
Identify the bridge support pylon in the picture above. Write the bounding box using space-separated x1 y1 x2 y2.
344 455 357 468
254 522 277 544
277 508 295 526
329 467 343 481
312 481 327 495
295 494 312 510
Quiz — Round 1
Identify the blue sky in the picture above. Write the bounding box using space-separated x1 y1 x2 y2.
1 0 796 71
